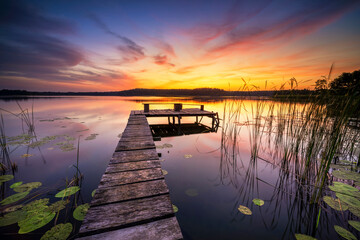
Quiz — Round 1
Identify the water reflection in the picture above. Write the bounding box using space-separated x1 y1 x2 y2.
0 96 359 239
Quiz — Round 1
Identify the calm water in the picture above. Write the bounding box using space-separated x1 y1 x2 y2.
0 96 358 239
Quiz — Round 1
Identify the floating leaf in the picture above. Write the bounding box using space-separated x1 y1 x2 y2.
40 223 72 240
49 200 68 212
18 211 55 234
73 204 90 221
10 181 23 188
332 170 360 182
21 154 33 158
14 182 42 193
294 234 317 240
77 129 89 133
0 210 27 227
334 225 357 240
349 206 360 218
23 199 49 213
1 192 29 205
0 174 14 183
238 205 252 215
349 221 360 232
3 204 23 213
184 154 192 158
323 196 348 211
329 182 359 195
172 204 178 213
162 169 168 175
336 193 360 209
252 198 264 206
91 189 96 197
185 188 198 197
55 186 80 198
85 134 98 141
156 143 173 149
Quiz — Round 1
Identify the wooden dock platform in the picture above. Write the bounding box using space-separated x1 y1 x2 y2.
77 112 183 240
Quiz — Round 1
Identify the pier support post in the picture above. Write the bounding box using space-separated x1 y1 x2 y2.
144 104 149 112
174 103 182 112
200 105 204 111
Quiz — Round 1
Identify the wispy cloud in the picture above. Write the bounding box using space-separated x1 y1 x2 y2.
204 1 359 58
153 54 175 67
88 14 146 63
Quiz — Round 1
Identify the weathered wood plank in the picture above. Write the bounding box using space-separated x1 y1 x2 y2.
105 160 161 173
91 179 169 206
115 140 155 151
110 149 159 163
98 168 164 188
77 217 182 240
78 195 174 236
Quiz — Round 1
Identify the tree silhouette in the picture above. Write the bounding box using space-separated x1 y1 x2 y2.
329 69 360 94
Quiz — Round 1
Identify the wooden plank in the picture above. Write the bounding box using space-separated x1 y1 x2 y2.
115 140 155 151
105 160 161 173
77 217 182 240
91 179 169 206
98 168 164 188
110 149 159 163
119 136 154 142
78 195 174 236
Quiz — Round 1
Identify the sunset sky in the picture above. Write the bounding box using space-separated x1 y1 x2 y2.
1 0 360 91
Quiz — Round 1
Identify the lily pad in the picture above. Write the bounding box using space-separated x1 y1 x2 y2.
3 204 23 213
323 196 348 211
55 186 80 198
73 203 90 221
294 234 317 240
91 189 96 197
252 198 264 206
184 154 192 158
329 182 359 194
10 181 23 188
0 210 27 227
172 204 178 213
334 225 357 240
336 193 360 209
238 205 252 215
14 182 42 193
21 154 33 158
349 220 360 232
40 223 72 240
18 210 55 234
23 199 49 213
185 188 198 197
349 206 360 218
85 134 98 141
162 169 168 175
0 174 14 183
1 192 29 205
332 170 360 182
49 200 68 212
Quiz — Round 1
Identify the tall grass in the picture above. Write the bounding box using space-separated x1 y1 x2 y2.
220 91 360 203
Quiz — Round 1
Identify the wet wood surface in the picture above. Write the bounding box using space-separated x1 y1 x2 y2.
76 114 182 239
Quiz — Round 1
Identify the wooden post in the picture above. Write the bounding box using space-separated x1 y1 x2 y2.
196 116 198 123
211 116 215 131
144 104 149 112
174 103 182 112
168 116 171 124
200 105 204 111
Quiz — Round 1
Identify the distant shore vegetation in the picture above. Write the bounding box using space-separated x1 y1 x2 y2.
1 69 359 98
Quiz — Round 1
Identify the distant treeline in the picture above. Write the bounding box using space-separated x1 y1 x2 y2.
0 88 313 97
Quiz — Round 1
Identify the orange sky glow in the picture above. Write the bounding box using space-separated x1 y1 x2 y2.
1 0 360 92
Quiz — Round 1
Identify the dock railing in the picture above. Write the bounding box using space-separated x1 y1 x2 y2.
143 103 204 112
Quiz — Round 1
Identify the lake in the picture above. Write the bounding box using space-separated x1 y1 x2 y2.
0 96 359 239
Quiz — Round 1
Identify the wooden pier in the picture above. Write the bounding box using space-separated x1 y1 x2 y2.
77 104 218 239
